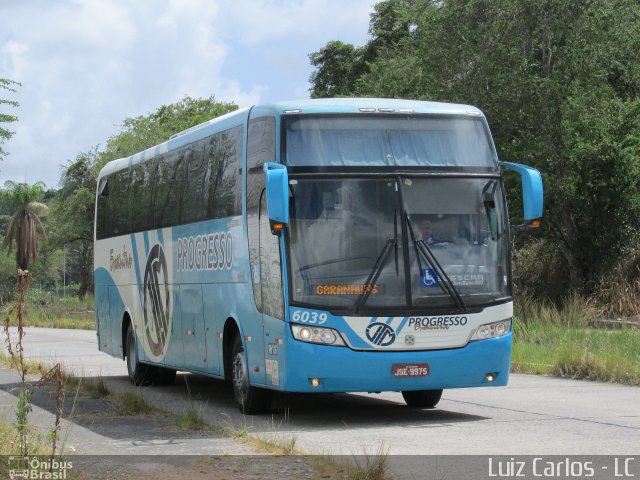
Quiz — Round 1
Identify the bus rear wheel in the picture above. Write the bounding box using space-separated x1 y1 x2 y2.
231 335 272 414
126 323 152 386
126 324 176 386
402 389 443 408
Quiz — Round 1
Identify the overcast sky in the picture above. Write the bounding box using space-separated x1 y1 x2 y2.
0 0 373 189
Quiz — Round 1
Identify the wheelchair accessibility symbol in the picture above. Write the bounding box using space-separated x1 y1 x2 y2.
420 268 439 288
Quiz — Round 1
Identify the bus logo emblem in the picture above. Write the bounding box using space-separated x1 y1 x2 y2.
366 322 396 347
143 244 171 358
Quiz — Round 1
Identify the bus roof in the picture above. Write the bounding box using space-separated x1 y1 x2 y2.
264 98 483 116
96 98 485 180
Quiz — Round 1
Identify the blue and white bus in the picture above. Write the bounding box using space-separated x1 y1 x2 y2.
94 98 543 414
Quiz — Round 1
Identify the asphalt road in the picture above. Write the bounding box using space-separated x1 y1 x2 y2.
7 327 640 458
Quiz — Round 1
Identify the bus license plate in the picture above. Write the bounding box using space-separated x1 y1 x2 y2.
392 363 429 377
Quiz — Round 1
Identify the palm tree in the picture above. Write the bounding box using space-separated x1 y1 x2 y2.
2 180 48 270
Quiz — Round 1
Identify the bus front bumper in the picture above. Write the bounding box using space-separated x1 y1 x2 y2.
281 333 512 393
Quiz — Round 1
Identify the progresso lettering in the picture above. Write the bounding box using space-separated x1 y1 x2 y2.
407 316 468 331
176 232 233 272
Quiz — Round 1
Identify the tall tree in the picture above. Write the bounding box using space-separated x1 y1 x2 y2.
309 0 416 98
309 41 368 98
1 181 48 270
0 78 20 160
50 149 99 298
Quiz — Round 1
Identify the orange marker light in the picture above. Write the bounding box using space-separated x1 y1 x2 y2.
530 219 541 228
273 223 284 231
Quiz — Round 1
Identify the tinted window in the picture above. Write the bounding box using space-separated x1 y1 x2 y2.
182 143 208 224
156 149 186 228
111 170 131 236
96 124 244 239
96 177 109 239
207 125 243 219
130 164 154 231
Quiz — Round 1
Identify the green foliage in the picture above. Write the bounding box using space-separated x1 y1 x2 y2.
176 405 207 431
83 376 110 399
309 41 368 98
1 181 48 270
2 293 96 329
24 287 56 306
49 148 99 298
512 319 640 385
512 294 640 385
309 0 640 297
0 241 18 295
115 392 157 416
0 78 20 159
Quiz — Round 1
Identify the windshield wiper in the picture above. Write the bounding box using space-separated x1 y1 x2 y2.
354 237 397 314
406 214 467 311
393 209 399 276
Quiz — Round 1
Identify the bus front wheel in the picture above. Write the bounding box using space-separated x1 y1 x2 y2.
402 389 443 408
231 335 272 414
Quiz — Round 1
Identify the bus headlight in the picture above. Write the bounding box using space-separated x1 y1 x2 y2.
291 324 346 346
469 319 512 341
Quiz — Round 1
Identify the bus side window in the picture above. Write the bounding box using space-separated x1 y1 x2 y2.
182 141 208 224
130 164 154 232
206 133 223 219
96 177 109 239
155 150 185 228
154 154 170 228
219 126 243 217
205 125 243 220
111 169 131 235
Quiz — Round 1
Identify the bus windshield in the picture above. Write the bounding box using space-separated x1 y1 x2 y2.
287 177 509 312
284 115 496 168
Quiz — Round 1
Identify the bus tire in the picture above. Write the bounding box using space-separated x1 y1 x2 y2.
231 335 272 414
401 389 443 408
126 323 152 386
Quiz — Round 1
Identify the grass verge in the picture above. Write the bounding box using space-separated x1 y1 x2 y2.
312 446 391 480
512 295 640 384
1 292 95 330
512 322 640 384
175 404 208 431
113 391 159 416
0 417 52 456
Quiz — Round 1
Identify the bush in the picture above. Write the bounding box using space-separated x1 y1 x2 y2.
592 250 640 318
513 238 570 303
24 288 56 306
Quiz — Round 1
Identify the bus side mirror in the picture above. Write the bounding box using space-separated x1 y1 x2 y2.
264 162 289 233
503 162 544 228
